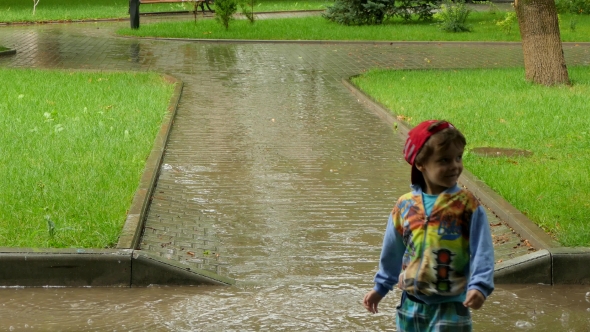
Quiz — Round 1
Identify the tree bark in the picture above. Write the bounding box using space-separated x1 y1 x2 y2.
514 0 570 86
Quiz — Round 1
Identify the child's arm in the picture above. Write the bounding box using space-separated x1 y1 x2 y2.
373 212 406 297
466 205 495 307
464 288 486 309
363 289 384 313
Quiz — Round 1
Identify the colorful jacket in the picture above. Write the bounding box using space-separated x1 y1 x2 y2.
373 184 495 304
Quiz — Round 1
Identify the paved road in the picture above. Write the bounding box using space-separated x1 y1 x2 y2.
1 14 588 279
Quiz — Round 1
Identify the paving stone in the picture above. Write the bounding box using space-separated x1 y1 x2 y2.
0 13 584 280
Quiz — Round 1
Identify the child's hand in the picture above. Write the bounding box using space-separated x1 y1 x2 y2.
363 290 384 314
463 289 485 310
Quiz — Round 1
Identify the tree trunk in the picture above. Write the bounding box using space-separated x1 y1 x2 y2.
514 0 570 86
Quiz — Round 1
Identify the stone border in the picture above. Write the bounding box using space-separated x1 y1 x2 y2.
0 74 234 287
116 74 182 250
0 248 234 287
342 77 590 285
0 48 16 56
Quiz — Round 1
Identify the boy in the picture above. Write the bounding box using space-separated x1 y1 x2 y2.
363 120 495 331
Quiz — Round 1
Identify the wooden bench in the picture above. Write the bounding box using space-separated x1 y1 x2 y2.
129 0 214 29
139 0 214 14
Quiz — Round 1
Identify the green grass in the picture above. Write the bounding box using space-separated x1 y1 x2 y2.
351 67 590 247
0 46 8 52
1 0 129 23
0 69 175 248
250 0 330 12
0 0 328 23
117 12 590 42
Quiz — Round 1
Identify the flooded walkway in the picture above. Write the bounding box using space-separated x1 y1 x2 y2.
1 15 590 331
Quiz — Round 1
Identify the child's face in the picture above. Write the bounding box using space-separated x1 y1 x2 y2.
415 137 464 195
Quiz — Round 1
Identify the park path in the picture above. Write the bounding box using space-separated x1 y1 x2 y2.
1 15 589 282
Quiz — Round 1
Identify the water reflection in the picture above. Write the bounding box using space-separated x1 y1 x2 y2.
0 284 588 331
129 42 140 63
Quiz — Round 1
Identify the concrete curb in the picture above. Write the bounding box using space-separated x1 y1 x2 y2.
117 74 183 250
0 48 16 56
0 74 234 287
342 77 590 285
131 251 234 286
0 248 234 287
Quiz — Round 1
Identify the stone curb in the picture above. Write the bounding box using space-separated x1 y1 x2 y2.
0 74 234 287
342 77 590 285
0 248 234 287
132 251 234 286
116 74 183 250
0 48 16 56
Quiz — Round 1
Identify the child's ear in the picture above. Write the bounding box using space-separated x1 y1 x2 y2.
415 163 425 173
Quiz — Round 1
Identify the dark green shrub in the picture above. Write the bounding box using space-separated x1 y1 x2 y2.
324 0 439 25
434 0 472 32
215 0 238 29
555 0 590 14
395 0 439 21
323 0 394 25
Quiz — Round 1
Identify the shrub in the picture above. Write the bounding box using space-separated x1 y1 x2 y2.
215 0 238 29
496 11 516 34
323 0 394 25
323 0 439 25
434 0 472 32
555 0 590 14
239 0 256 24
395 0 439 21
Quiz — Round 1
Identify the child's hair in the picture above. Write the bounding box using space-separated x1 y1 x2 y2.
414 121 466 166
404 120 466 187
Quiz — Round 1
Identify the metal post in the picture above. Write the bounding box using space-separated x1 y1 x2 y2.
129 0 140 29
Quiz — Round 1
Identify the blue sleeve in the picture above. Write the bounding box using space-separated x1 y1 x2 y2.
373 213 406 297
468 206 495 298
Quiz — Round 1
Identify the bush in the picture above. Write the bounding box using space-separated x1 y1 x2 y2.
395 0 439 21
434 0 472 32
239 0 256 24
555 0 590 14
215 0 238 29
496 11 516 34
323 0 394 25
323 0 439 25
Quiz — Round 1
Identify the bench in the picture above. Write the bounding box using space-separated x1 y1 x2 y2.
140 0 214 14
129 0 214 29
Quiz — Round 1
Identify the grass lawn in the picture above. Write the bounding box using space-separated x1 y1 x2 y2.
0 0 329 23
0 46 8 52
0 69 174 248
117 12 590 42
351 67 590 247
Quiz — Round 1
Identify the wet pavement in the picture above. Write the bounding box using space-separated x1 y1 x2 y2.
2 13 590 281
2 11 590 331
1 283 590 331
